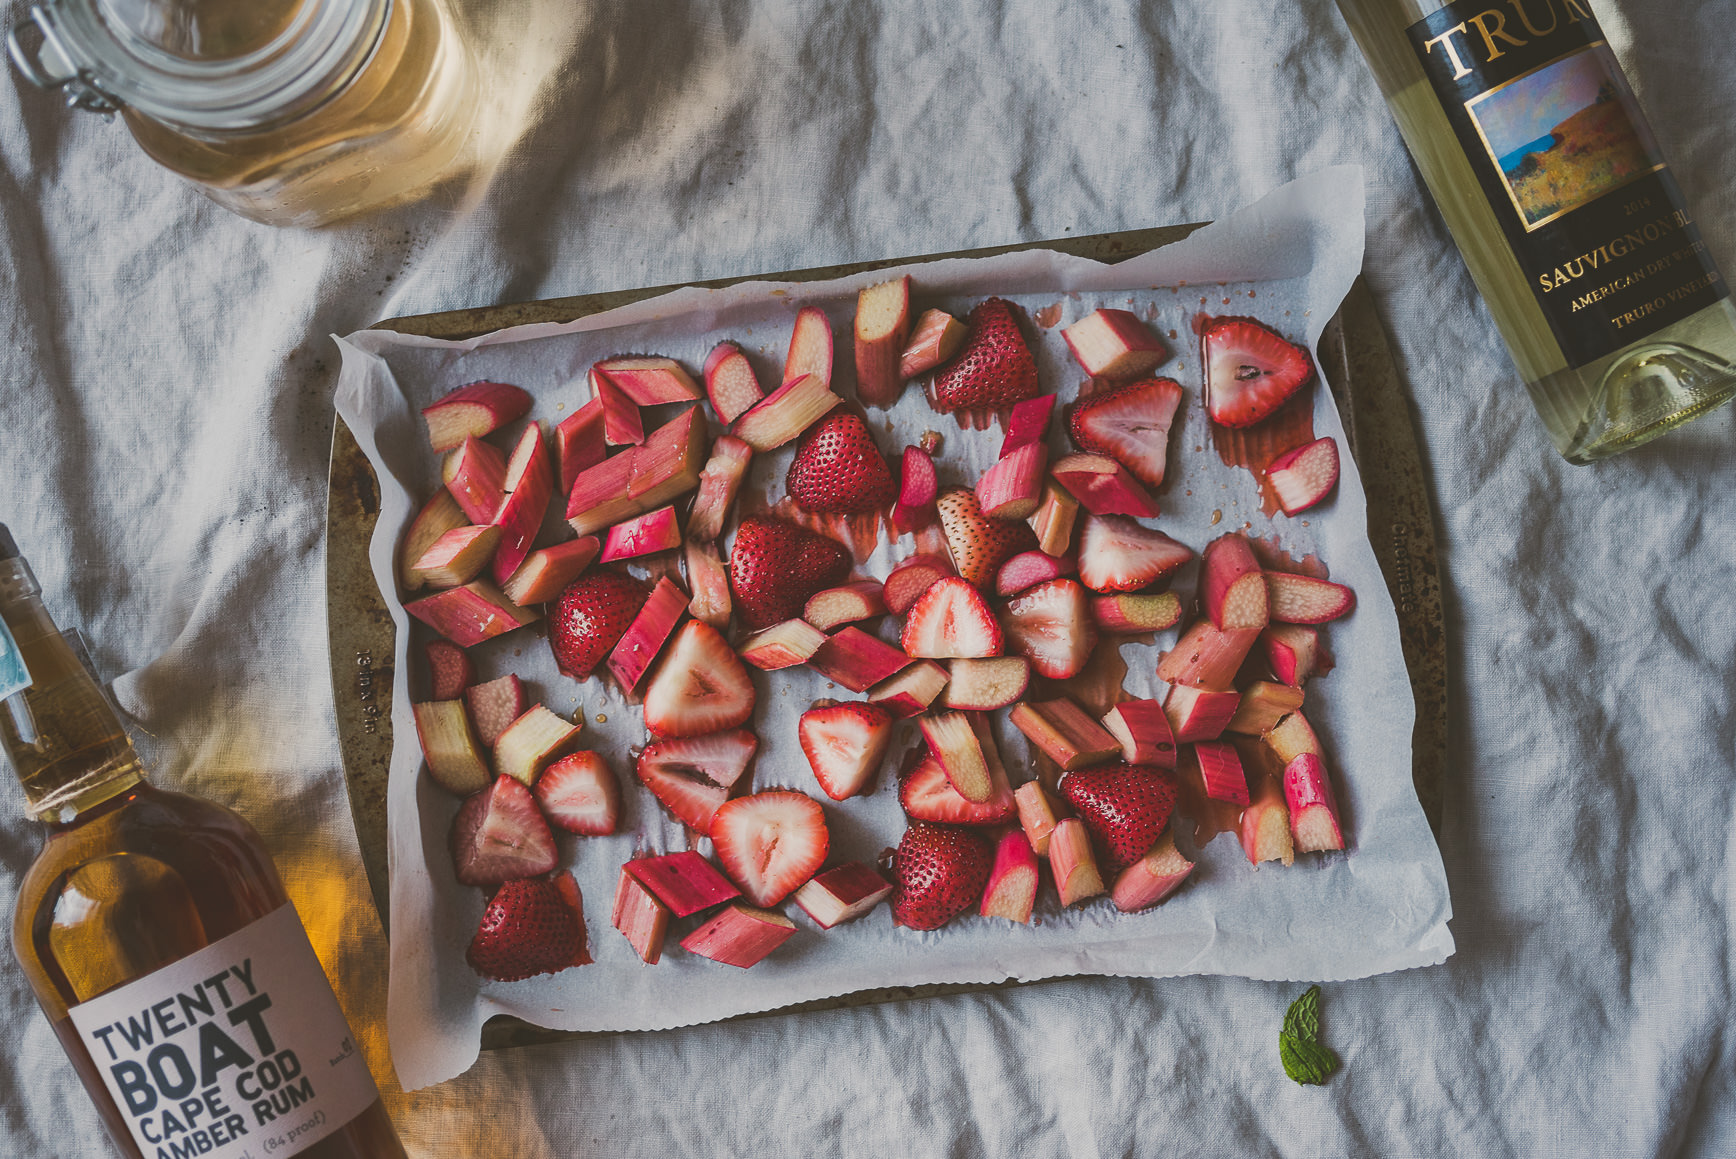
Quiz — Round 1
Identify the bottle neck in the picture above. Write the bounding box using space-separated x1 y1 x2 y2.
0 555 145 824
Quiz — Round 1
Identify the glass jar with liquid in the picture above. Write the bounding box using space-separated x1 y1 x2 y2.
8 0 477 227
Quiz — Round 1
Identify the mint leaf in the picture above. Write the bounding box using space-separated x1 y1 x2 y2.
1282 984 1323 1041
1280 1034 1341 1085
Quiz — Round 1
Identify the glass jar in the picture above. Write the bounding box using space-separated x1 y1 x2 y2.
8 0 478 227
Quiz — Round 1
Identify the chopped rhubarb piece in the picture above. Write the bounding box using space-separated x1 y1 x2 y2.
612 869 671 964
941 656 1029 711
490 423 556 585
866 659 949 718
1226 681 1305 735
555 399 607 495
1009 698 1121 771
443 436 508 524
975 441 1048 521
1028 477 1081 558
422 381 532 451
899 308 966 379
502 537 600 606
854 276 913 408
996 549 1074 598
739 619 829 670
683 538 732 630
1202 533 1269 632
901 576 1002 659
897 750 1016 826
1266 572 1356 624
596 356 703 405
425 639 474 700
1013 780 1060 857
1002 578 1096 680
591 365 645 446
891 445 940 534
1194 739 1250 805
1101 700 1176 770
635 729 758 833
793 862 893 928
1283 752 1345 852
883 552 953 616
1051 453 1160 518
1267 436 1340 516
493 704 582 786
1061 308 1168 380
1091 592 1182 634
412 525 502 589
464 674 526 746
449 775 557 886
1156 619 1261 690
1000 394 1057 458
400 490 468 591
412 700 491 795
1111 832 1194 913
566 405 708 534
681 903 798 968
1261 623 1320 686
1076 513 1191 593
703 342 765 425
405 581 539 647
783 305 835 388
980 829 1039 923
600 505 682 562
607 576 690 693
1264 709 1324 765
1241 773 1294 867
1048 818 1105 906
625 851 742 916
919 711 992 803
732 372 843 452
808 627 913 693
1162 684 1242 743
799 701 894 800
562 447 635 531
804 580 887 631
536 751 620 835
686 435 754 542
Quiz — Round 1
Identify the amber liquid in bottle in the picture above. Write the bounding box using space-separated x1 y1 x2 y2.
1 540 404 1159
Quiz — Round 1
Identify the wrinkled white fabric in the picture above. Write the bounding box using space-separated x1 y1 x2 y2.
1 0 1732 1156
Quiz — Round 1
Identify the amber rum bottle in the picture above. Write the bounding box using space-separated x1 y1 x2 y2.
0 526 405 1159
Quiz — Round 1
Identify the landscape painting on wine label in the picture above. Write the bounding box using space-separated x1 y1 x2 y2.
1467 44 1662 230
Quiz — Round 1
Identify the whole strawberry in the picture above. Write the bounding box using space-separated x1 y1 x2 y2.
549 569 649 679
786 411 896 514
466 875 588 982
891 822 993 930
1059 762 1178 870
728 515 851 630
936 488 1038 589
930 297 1040 412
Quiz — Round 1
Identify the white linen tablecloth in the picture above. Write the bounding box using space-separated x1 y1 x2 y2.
2 1 1732 1155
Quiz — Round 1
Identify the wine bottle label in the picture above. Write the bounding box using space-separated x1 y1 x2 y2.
1407 0 1726 368
67 902 380 1159
0 613 29 701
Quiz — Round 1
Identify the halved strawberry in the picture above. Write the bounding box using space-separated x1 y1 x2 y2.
728 515 852 630
549 569 649 679
1067 377 1184 488
466 874 587 982
1202 317 1314 428
642 620 756 738
1076 514 1192 593
890 822 994 930
900 576 1002 659
535 751 620 835
786 411 897 514
710 791 831 907
1058 762 1177 870
464 674 526 747
929 298 1040 413
1001 578 1097 680
936 487 1038 589
799 701 894 800
426 639 474 700
897 752 1016 826
450 775 558 886
634 729 758 833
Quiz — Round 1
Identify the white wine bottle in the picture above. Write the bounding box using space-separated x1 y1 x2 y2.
1334 0 1736 461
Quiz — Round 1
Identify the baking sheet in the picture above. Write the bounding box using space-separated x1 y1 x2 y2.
331 166 1453 1090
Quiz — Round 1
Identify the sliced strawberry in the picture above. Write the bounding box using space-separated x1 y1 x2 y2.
464 674 526 747
634 729 758 833
728 515 852 630
1058 762 1177 870
890 822 994 930
642 620 756 738
1076 514 1192 593
425 639 474 700
900 576 1003 659
1067 377 1184 488
929 298 1040 413
466 874 587 982
450 775 558 886
548 569 649 679
799 701 894 800
936 487 1038 589
1001 578 1097 680
535 751 620 835
710 791 831 907
897 752 1016 826
786 411 897 514
1201 317 1314 428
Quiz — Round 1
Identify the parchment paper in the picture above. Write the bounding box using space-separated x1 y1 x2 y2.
332 166 1453 1091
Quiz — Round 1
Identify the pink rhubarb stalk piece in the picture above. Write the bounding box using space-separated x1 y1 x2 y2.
405 581 539 647
625 851 742 917
1162 684 1242 743
607 576 690 693
1111 831 1194 913
1101 700 1176 770
600 506 682 563
1201 533 1270 632
1061 309 1168 380
1261 623 1320 686
464 674 526 746
412 700 491 795
1267 436 1340 516
612 869 671 964
866 659 949 718
1048 817 1106 906
899 308 966 379
854 276 913 408
731 372 842 452
804 580 887 631
1194 739 1250 805
807 627 913 692
596 356 703 405
422 381 533 451
502 536 600 606
703 341 765 425
400 490 468 591
687 435 754 543
412 525 502 589
941 656 1030 711
1241 773 1295 867
793 862 893 928
980 829 1039 923
1266 572 1356 624
566 405 709 534
996 549 1074 598
1028 478 1081 558
1156 620 1261 691
555 399 607 496
975 441 1048 521
1051 453 1161 518
425 639 474 700
919 711 993 803
490 422 557 586
999 394 1057 458
492 704 582 786
783 305 834 388
681 903 799 968
1013 780 1060 857
739 618 829 670
1265 709 1324 765
883 552 953 615
1009 698 1122 771
1091 592 1182 634
1226 681 1306 736
443 435 508 525
1283 752 1345 852
591 366 645 447
683 538 732 630
891 445 940 535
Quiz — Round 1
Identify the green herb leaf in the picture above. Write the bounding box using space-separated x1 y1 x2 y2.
1282 984 1323 1041
1280 1034 1341 1085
